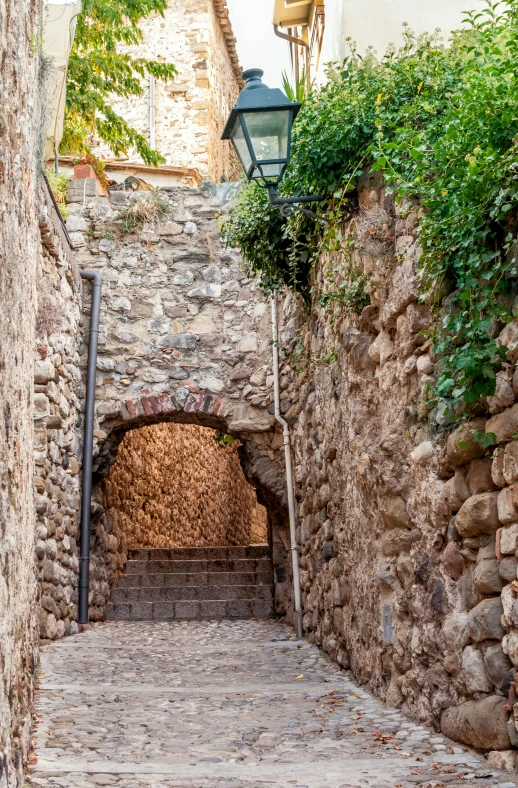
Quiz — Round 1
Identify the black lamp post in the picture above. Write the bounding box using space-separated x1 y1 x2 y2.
222 68 325 220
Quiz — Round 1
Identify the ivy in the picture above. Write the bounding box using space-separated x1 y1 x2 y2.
220 182 319 297
223 0 518 415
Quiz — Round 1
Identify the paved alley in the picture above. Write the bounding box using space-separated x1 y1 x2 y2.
28 620 516 788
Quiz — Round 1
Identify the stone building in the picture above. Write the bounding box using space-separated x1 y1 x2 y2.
90 0 242 184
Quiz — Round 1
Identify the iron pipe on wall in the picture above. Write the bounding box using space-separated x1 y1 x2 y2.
271 295 304 639
78 270 102 625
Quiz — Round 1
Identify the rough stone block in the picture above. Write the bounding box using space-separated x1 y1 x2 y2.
455 492 500 537
446 419 486 466
226 600 252 617
487 403 518 444
250 598 273 618
497 487 518 524
485 643 513 690
499 523 518 555
199 600 227 619
499 556 518 582
443 612 470 652
174 601 200 619
474 558 504 594
462 645 492 693
128 602 153 620
466 458 496 495
468 598 504 642
153 601 177 620
504 441 518 485
493 448 507 488
34 359 55 384
441 695 511 750
443 542 464 580
487 750 517 772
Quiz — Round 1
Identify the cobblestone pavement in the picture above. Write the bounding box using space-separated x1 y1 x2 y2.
28 620 516 788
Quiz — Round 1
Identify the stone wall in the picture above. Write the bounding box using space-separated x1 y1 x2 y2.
207 0 241 184
91 0 241 182
28 175 292 628
103 422 263 549
274 172 518 761
34 192 83 645
0 1 41 783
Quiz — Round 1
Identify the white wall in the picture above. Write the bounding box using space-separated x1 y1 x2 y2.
319 0 485 76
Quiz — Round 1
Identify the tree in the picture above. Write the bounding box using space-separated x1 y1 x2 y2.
62 0 177 166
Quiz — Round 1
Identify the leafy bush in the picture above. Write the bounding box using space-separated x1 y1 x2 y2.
223 0 518 414
220 182 319 297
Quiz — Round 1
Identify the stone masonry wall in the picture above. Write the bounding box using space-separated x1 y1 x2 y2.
274 172 518 763
0 2 42 784
34 191 83 645
103 422 260 550
207 0 241 184
31 175 291 627
91 0 241 182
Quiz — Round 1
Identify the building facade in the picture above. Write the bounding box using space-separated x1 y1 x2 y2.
273 0 486 84
91 0 242 184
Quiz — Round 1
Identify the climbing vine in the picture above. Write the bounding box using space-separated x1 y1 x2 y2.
222 0 518 415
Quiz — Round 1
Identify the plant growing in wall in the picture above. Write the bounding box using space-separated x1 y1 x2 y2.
223 0 518 417
62 0 177 166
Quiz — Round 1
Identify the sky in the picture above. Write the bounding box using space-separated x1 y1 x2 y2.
225 0 291 89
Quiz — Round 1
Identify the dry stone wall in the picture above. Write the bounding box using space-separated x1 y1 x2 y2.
103 422 265 550
275 172 518 762
0 2 42 784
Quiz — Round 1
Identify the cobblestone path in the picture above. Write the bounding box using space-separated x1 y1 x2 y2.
28 620 516 788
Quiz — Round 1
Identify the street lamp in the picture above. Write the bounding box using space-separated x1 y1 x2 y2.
222 68 325 220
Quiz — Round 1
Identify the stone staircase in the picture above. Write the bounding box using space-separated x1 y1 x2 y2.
106 545 273 621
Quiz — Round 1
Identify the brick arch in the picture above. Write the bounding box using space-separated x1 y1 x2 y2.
86 398 292 624
72 182 295 622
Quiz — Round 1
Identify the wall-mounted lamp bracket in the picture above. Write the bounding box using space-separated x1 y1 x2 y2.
267 184 328 223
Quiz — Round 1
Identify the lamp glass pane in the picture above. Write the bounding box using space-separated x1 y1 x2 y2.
229 116 253 174
242 109 290 165
252 162 283 179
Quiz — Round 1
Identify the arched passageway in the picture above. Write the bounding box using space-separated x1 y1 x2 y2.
103 423 268 551
86 419 292 624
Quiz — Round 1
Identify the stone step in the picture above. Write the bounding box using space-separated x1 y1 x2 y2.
124 557 272 575
111 584 273 604
117 571 273 589
106 598 273 622
127 545 270 561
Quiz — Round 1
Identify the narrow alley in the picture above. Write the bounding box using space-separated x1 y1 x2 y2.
29 620 513 788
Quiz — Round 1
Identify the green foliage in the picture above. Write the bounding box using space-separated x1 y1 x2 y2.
62 0 177 165
318 235 370 322
281 68 307 102
470 430 497 450
278 332 339 374
45 168 68 204
213 430 238 447
220 182 319 297
224 0 518 415
45 168 70 220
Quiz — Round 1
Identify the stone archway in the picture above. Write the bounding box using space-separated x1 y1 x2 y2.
86 408 292 624
69 181 297 623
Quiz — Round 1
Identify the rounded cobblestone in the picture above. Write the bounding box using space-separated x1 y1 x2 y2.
27 620 517 788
